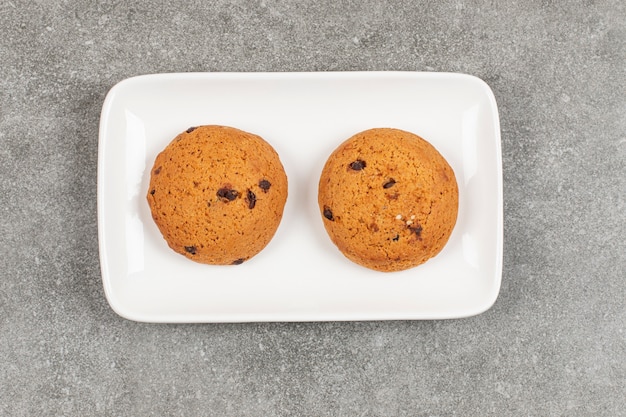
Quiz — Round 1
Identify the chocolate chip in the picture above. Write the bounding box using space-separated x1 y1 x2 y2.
258 179 271 192
150 189 155 195
349 160 366 171
232 258 245 265
392 234 400 241
323 206 334 221
154 166 161 175
184 246 197 255
216 187 239 201
186 127 197 133
383 178 396 189
246 190 257 209
408 224 423 238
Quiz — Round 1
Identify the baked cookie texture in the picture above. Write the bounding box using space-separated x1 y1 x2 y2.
318 128 458 272
147 125 288 265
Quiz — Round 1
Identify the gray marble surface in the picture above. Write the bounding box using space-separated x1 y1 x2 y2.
1 0 625 415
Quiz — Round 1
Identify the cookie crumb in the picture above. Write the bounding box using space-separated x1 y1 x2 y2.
395 214 402 220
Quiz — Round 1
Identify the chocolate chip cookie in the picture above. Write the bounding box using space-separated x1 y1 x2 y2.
318 128 458 272
147 125 288 265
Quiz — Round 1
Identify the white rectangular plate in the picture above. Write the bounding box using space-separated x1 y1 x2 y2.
98 72 502 322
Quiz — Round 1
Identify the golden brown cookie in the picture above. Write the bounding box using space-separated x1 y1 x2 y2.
147 125 288 265
318 128 458 272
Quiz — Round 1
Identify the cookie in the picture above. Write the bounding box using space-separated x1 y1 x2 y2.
147 125 288 265
318 128 458 272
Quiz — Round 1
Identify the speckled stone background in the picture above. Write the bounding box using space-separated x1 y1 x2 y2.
1 0 625 416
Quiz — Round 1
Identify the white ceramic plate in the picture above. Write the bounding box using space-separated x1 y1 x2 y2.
98 72 502 323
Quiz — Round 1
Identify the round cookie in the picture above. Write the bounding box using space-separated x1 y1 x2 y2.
147 125 288 265
318 128 458 272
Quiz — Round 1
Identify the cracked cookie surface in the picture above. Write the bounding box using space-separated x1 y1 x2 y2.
147 125 288 265
318 128 458 272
